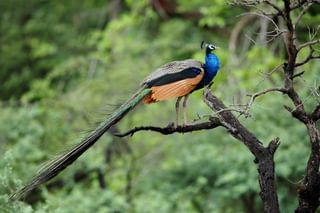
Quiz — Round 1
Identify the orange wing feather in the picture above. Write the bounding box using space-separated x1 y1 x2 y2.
143 71 204 104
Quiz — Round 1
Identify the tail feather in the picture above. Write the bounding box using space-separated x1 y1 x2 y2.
10 87 151 200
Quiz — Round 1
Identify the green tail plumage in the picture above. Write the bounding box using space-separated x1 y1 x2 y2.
11 88 151 200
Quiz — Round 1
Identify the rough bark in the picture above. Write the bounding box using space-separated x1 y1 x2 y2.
204 89 280 213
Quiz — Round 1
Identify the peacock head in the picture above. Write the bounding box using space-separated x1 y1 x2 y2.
201 41 218 55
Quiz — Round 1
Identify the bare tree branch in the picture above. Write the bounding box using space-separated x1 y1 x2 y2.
294 2 313 28
237 12 286 45
114 119 222 137
244 87 288 116
297 121 320 212
298 39 320 51
295 55 320 67
311 104 320 121
262 0 284 17
291 71 305 79
203 87 280 213
290 0 320 11
295 48 320 67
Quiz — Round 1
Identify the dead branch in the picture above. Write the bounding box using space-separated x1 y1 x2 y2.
238 12 286 45
298 39 320 51
295 48 320 67
244 87 288 115
290 0 314 11
262 0 284 17
114 119 222 137
291 71 305 79
295 55 320 67
311 104 320 121
294 2 313 28
203 87 280 213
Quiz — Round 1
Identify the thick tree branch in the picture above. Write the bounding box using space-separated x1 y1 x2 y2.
296 121 320 212
203 87 280 213
279 0 320 211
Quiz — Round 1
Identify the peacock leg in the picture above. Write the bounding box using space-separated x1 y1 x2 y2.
175 97 182 127
182 94 189 126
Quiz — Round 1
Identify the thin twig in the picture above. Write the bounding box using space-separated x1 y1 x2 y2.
238 12 281 31
244 87 288 115
295 55 320 67
238 12 286 45
298 39 320 51
291 71 305 79
294 2 313 28
295 48 314 66
262 0 284 17
289 0 307 10
213 108 248 116
253 63 283 90
299 77 320 103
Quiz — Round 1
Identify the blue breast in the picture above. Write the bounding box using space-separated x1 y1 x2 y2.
202 53 220 85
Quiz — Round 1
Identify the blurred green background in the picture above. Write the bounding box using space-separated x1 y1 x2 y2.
1 0 320 212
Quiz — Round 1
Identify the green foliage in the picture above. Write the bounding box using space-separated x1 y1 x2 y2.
1 0 320 212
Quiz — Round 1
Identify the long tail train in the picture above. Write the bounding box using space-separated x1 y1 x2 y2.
11 87 151 200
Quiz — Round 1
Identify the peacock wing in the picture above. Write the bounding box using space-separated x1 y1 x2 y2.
141 59 204 103
141 59 202 86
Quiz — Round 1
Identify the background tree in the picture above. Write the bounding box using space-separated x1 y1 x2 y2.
0 0 320 212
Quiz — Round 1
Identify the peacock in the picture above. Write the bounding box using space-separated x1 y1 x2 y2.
11 41 220 200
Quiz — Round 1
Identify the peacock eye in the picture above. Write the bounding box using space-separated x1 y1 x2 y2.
208 44 215 50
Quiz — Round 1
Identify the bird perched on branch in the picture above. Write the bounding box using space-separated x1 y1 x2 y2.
12 41 220 200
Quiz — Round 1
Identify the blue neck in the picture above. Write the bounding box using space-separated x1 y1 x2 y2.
202 53 220 85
